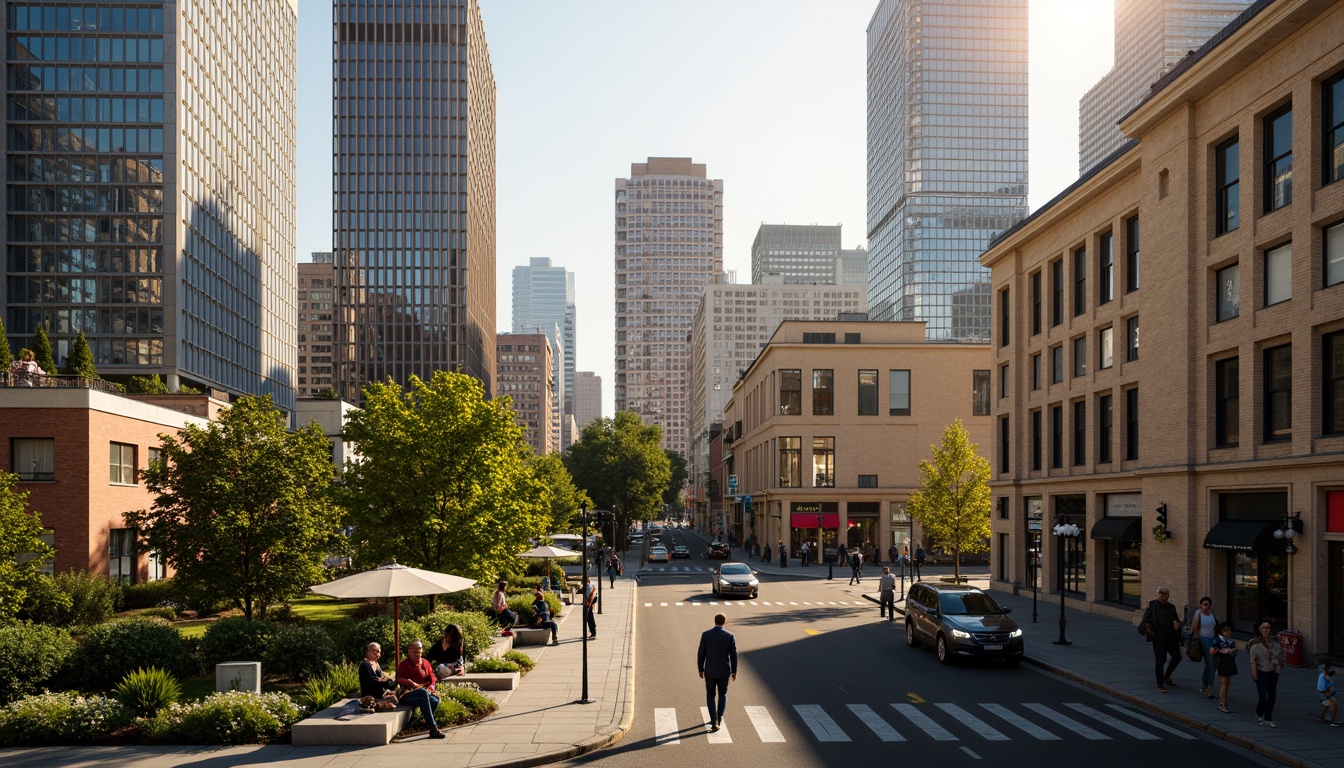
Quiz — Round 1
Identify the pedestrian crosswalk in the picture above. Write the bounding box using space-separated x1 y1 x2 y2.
641 565 712 572
649 701 1197 745
643 599 870 608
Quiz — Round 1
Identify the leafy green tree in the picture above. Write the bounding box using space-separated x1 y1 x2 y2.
30 327 56 375
663 450 688 505
313 387 339 400
528 452 590 533
125 395 340 619
906 419 992 583
564 410 671 550
0 317 12 370
340 371 550 581
0 473 54 623
61 332 98 378
127 374 171 394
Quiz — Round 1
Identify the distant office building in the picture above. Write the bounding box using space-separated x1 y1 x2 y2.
866 0 1028 341
332 0 497 402
3 1 299 411
298 253 335 397
838 247 869 287
512 257 575 446
614 157 723 458
572 371 602 434
751 224 841 284
497 333 553 455
1078 0 1252 173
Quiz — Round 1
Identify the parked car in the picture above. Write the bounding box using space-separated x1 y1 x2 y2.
672 545 691 559
707 541 731 559
712 562 759 598
904 583 1023 665
649 546 670 563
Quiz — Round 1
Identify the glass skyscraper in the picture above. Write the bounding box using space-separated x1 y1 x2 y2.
332 0 496 402
4 1 299 410
866 0 1027 341
512 256 574 451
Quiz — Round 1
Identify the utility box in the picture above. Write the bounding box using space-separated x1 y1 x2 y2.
216 661 261 693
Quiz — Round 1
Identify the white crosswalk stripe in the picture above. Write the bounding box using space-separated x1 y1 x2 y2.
654 708 680 745
794 704 851 742
745 705 786 742
1022 703 1111 739
700 707 732 743
1064 703 1160 740
978 703 1061 740
935 703 1009 740
1104 704 1197 739
891 703 958 740
847 703 906 741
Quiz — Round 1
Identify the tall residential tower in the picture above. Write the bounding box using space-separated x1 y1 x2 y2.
512 257 575 448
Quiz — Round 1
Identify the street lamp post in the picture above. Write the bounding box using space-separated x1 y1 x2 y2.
576 504 594 704
1031 548 1039 624
1052 520 1080 645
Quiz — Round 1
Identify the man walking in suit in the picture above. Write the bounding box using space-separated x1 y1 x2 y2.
697 613 738 732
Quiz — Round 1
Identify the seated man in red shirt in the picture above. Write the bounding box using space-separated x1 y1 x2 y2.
396 640 444 738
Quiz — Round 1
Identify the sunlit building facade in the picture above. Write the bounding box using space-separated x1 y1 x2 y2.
497 332 553 455
512 256 574 450
297 252 335 397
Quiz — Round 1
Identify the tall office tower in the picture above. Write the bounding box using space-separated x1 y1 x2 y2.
1078 0 1251 173
750 224 841 284
512 257 575 444
298 253 336 397
496 333 553 455
332 0 497 403
614 157 722 458
572 371 602 434
838 247 869 286
4 1 299 410
866 0 1028 341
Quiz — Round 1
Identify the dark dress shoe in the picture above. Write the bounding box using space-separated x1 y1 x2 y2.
428 730 447 739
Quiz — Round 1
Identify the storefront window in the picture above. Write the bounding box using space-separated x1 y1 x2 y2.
1025 498 1042 588
1103 540 1142 606
1054 494 1086 594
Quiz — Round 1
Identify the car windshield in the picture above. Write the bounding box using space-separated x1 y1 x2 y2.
939 592 1003 615
720 564 751 575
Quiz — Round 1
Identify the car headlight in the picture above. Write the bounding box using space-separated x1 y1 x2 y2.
1009 628 1023 638
748 579 759 586
720 579 731 586
951 629 971 638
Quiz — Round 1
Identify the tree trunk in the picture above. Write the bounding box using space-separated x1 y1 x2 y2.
952 544 961 583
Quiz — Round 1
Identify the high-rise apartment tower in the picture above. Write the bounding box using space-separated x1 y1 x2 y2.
298 252 335 397
751 224 841 285
866 0 1028 341
512 256 575 448
332 0 496 402
572 371 602 434
614 157 723 457
496 332 553 456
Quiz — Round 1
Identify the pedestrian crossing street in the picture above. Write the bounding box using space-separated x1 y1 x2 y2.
650 701 1197 745
643 599 870 609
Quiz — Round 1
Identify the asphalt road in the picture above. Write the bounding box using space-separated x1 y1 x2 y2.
557 529 1277 768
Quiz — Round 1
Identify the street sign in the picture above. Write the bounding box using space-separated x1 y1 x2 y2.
727 474 738 495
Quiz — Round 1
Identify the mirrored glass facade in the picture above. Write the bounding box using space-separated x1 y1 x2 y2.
866 0 1027 342
332 0 496 402
4 1 298 410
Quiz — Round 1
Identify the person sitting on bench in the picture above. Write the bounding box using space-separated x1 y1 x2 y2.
530 589 560 646
426 623 466 678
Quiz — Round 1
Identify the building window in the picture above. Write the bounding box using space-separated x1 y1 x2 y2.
109 528 135 585
1030 410 1042 471
1031 271 1042 335
1072 400 1086 466
12 438 54 481
999 365 1009 400
1099 327 1114 370
779 369 801 415
857 475 878 488
1072 246 1086 317
1325 220 1344 288
1325 331 1344 435
148 550 167 581
812 369 834 416
1051 404 1064 469
1073 336 1086 377
1103 538 1142 607
1263 106 1292 212
779 437 801 487
803 332 837 344
889 370 910 416
858 369 878 416
1264 344 1292 442
1264 243 1292 306
1098 394 1113 463
973 369 991 415
1031 353 1041 391
1051 345 1064 384
999 286 1010 347
1216 264 1240 321
1215 357 1240 447
1098 232 1113 304
110 443 136 485
1126 316 1140 361
1327 73 1344 185
1125 388 1139 461
1125 215 1140 292
812 437 835 487
1216 137 1240 235
1051 258 1064 327
999 416 1010 474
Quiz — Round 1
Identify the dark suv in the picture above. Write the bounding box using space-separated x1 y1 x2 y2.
904 583 1023 665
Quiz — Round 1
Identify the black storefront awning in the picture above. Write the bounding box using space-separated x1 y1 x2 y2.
1090 517 1141 541
1202 520 1281 552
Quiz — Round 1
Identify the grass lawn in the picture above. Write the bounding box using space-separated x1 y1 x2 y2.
169 596 363 640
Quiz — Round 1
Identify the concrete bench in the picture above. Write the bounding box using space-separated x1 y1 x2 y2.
291 698 411 746
457 671 520 690
511 627 552 646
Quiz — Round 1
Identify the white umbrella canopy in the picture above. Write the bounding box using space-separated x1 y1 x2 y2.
517 544 582 592
310 561 476 666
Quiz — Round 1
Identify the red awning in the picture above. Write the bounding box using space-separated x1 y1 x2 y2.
791 513 840 528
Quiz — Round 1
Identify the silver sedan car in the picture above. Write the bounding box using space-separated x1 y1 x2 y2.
712 562 759 599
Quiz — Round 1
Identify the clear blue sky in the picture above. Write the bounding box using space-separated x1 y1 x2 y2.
295 0 1115 417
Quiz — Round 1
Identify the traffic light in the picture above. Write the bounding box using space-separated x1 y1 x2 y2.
1155 503 1168 527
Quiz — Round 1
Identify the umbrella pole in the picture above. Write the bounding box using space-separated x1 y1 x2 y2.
394 596 401 670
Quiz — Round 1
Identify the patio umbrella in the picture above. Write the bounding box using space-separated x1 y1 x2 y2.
310 561 476 666
517 544 582 592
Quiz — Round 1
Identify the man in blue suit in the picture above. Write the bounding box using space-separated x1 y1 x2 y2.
697 613 738 732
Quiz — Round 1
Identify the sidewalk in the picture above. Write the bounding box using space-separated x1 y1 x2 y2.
859 571 1340 768
0 576 639 768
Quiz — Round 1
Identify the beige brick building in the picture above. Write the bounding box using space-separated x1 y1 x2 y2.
983 0 1344 657
496 333 554 455
719 321 991 560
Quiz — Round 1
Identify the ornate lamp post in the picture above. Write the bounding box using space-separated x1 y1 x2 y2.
1052 520 1080 646
576 504 594 704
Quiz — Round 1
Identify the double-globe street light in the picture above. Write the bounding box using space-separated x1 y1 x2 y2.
1052 520 1081 646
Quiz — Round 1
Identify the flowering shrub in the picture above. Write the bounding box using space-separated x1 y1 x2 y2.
0 622 76 705
0 692 133 746
141 690 301 744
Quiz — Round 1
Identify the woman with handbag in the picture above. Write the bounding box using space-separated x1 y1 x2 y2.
1212 622 1239 713
1191 596 1218 698
1248 621 1284 727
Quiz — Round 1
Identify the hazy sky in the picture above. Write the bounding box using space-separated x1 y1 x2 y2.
295 0 1116 417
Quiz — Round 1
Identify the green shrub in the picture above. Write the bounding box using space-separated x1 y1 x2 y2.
434 586 492 614
417 610 496 660
506 595 536 624
0 692 133 746
300 677 338 712
323 661 361 698
122 579 178 610
340 616 426 663
263 625 337 681
429 696 469 727
114 667 181 717
502 650 535 674
0 622 76 705
141 690 300 744
20 571 122 628
200 617 277 667
136 606 178 621
469 656 519 673
71 618 188 690
436 682 497 720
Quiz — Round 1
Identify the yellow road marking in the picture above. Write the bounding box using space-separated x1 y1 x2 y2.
906 692 926 703
804 629 823 636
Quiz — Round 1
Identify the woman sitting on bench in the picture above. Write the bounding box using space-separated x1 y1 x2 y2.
357 642 398 710
426 623 466 678
531 590 560 646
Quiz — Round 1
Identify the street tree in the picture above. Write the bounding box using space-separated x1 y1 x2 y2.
61 332 98 378
0 317 12 370
528 452 590 534
0 474 54 623
126 395 340 619
30 327 56 375
340 371 550 581
564 410 671 550
663 449 688 506
905 419 992 583
127 374 171 394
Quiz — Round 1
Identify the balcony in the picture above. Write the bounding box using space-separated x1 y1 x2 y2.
2 372 129 395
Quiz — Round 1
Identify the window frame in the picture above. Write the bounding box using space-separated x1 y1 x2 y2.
889 369 911 416
1073 335 1087 378
11 437 55 481
999 416 1010 474
1072 400 1086 467
779 369 802 415
1051 258 1064 327
1072 246 1086 317
1324 331 1344 435
973 369 991 416
812 436 835 488
1215 263 1240 322
1051 344 1063 384
1263 344 1292 443
1325 219 1344 288
778 436 801 487
857 369 879 416
109 442 136 485
1263 105 1293 213
1031 270 1042 335
1125 388 1139 461
1030 353 1041 391
1098 393 1113 464
1099 326 1114 370
1215 357 1240 447
1098 231 1114 304
1124 215 1140 292
1030 409 1042 471
1215 136 1240 236
1325 72 1344 186
1126 316 1140 361
1051 404 1063 469
1263 242 1292 307
811 369 834 416
999 286 1010 347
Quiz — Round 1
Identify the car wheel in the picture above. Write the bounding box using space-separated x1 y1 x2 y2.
905 620 919 648
751 591 758 599
936 634 952 664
